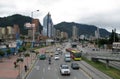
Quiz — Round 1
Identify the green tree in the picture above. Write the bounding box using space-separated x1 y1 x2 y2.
20 35 25 40
0 49 5 62
98 39 109 48
109 30 119 44
6 48 11 58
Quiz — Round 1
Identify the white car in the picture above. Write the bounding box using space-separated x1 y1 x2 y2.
60 64 70 75
54 55 60 60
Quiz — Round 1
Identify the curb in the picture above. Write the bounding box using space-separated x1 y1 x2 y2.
23 58 38 79
80 67 93 79
78 62 93 79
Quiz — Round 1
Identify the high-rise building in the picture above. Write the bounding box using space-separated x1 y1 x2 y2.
13 24 20 39
43 12 54 38
0 27 2 39
7 26 13 35
72 26 78 41
95 27 100 39
1 27 6 35
32 19 41 34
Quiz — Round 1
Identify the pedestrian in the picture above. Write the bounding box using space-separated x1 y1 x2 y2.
24 65 27 72
14 61 17 68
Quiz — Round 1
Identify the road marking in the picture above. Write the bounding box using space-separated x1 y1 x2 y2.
78 63 92 79
42 77 44 79
35 66 39 70
80 69 92 79
48 66 50 70
74 76 77 79
55 68 57 71
43 68 45 73
58 77 59 79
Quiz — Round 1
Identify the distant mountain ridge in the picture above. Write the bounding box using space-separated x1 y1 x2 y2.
0 14 42 35
0 14 110 38
54 22 111 38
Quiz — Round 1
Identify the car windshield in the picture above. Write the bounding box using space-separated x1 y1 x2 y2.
73 63 78 66
55 55 59 57
55 52 59 55
41 54 45 56
66 57 70 60
62 65 69 69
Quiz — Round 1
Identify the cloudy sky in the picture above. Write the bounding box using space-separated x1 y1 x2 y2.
0 0 120 33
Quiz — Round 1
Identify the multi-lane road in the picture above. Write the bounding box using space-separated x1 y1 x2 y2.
26 52 90 79
26 43 91 79
26 42 113 79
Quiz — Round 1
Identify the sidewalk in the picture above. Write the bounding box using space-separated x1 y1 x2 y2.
0 51 37 79
0 47 48 79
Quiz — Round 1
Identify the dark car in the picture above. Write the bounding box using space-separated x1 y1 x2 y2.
71 63 80 69
38 54 46 60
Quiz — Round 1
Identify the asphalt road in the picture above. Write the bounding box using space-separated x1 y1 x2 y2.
26 44 90 79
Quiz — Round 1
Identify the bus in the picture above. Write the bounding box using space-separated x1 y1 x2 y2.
66 48 82 61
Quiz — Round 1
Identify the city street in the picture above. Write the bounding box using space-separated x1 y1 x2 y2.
26 42 113 79
26 54 90 79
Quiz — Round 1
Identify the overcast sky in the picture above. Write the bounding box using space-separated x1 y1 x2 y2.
0 0 120 33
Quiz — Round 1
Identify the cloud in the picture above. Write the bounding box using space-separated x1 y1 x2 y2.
77 8 120 33
0 0 120 33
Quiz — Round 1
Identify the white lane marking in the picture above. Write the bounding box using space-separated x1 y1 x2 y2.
80 69 92 79
58 77 59 79
78 63 92 79
36 66 40 70
42 77 44 79
55 68 57 71
74 76 77 79
26 60 39 79
48 66 50 70
43 68 45 73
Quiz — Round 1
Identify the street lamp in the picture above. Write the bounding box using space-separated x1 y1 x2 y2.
31 10 39 48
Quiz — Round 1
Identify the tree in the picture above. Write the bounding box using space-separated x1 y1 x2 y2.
22 46 26 51
98 39 109 48
0 49 5 62
20 35 25 40
109 30 119 44
6 48 11 58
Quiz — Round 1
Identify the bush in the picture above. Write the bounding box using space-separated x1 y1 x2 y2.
16 57 24 62
24 53 30 57
0 50 5 57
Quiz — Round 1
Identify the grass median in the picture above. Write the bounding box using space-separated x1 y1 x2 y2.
82 57 120 79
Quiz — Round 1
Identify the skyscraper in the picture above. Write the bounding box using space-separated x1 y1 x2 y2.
95 27 100 39
72 26 78 41
43 12 54 38
13 24 20 39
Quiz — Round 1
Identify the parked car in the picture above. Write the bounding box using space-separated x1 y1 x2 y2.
71 63 80 69
38 54 46 60
60 64 70 75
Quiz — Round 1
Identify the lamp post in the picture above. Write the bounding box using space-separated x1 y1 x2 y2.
31 10 39 48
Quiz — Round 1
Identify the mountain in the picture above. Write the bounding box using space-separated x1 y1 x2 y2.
0 14 42 35
0 14 110 38
54 22 111 38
